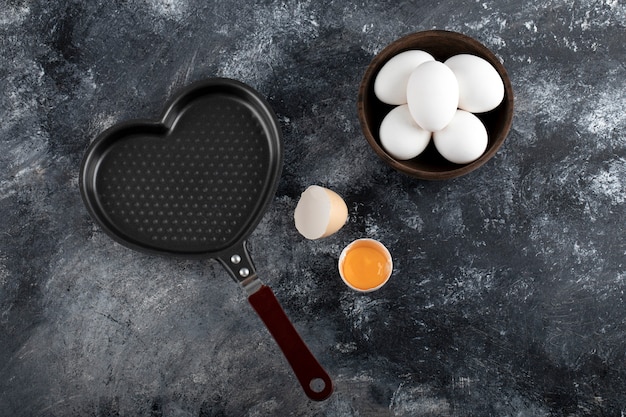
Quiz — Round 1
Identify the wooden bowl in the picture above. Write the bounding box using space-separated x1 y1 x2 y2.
357 30 514 180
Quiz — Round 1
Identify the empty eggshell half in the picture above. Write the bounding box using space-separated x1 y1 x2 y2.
294 185 348 240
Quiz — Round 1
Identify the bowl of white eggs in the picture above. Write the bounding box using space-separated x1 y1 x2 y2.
357 30 514 180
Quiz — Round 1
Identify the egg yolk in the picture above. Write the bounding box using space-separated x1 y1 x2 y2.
341 244 391 290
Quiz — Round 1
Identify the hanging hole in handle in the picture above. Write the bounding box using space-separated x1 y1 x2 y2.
309 378 327 394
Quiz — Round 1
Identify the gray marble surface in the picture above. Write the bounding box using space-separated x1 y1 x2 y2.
1 0 625 415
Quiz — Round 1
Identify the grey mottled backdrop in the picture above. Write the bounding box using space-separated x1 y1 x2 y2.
1 0 625 416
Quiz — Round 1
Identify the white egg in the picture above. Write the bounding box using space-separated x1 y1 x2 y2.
406 61 459 132
444 54 504 113
433 110 488 164
379 105 432 160
374 50 435 105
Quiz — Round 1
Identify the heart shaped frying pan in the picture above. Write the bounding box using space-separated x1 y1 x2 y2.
79 78 333 401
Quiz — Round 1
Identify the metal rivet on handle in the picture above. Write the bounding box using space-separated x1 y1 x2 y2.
230 254 241 264
239 268 250 278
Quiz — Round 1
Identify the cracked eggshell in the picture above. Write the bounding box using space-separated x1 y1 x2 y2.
294 185 348 240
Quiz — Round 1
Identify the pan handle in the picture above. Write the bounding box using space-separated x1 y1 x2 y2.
248 284 334 401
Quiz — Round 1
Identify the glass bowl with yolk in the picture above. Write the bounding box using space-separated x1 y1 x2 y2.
338 239 393 292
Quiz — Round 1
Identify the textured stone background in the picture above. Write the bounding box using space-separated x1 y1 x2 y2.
1 0 625 415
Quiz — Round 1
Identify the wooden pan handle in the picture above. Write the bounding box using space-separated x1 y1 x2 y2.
248 285 333 401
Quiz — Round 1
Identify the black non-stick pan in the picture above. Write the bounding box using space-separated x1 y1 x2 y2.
79 78 333 401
